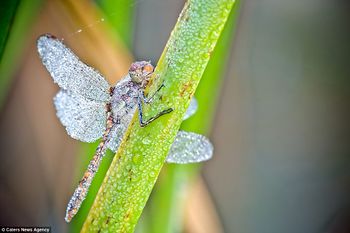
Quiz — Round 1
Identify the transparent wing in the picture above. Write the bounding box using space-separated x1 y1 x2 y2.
54 90 106 142
106 124 127 152
106 110 135 152
166 131 213 164
37 34 111 102
183 97 198 120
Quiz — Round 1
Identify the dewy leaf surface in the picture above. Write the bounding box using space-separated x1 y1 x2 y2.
81 0 235 232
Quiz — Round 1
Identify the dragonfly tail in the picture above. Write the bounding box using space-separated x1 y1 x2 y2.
65 112 114 222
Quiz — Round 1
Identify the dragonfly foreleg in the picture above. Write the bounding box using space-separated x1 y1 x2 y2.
142 83 165 104
137 94 173 127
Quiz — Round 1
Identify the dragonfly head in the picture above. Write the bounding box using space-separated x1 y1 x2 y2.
129 61 154 87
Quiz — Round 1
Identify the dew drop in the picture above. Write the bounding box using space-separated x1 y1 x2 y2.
142 137 151 145
132 154 142 164
149 171 156 178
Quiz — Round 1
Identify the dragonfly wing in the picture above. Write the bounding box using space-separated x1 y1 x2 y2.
54 90 106 142
106 124 126 152
37 34 111 102
106 109 135 152
166 131 213 164
183 97 198 120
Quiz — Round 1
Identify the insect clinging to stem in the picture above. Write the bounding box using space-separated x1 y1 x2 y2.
37 34 213 222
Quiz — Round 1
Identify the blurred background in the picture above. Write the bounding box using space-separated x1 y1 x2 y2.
1 0 350 233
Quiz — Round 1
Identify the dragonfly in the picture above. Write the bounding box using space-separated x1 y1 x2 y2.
37 34 213 223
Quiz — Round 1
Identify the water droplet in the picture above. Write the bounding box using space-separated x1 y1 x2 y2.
132 154 142 164
142 137 151 145
149 171 156 178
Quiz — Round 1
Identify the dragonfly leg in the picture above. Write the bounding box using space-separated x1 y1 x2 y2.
137 95 173 127
142 82 165 104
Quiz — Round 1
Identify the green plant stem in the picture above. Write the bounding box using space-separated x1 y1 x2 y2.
81 0 235 232
143 2 241 232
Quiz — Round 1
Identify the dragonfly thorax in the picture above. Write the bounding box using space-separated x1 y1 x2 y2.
109 60 155 121
110 77 139 121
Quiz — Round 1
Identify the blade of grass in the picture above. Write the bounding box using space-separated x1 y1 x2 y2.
0 0 42 107
0 0 20 60
143 2 241 232
81 0 235 232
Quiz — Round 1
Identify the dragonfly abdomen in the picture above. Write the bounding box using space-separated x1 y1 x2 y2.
65 110 114 222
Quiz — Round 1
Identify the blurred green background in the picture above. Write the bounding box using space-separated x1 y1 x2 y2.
1 0 350 233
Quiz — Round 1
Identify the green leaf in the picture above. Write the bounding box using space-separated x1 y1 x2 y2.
0 0 20 60
81 0 235 232
0 0 42 107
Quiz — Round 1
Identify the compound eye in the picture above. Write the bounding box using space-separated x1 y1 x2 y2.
143 64 154 73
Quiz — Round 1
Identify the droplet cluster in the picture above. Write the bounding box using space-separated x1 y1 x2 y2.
37 34 111 102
